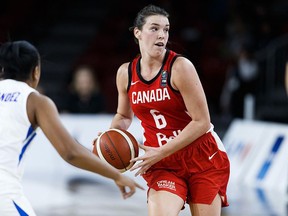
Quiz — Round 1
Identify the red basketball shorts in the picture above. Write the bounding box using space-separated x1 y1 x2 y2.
142 130 230 207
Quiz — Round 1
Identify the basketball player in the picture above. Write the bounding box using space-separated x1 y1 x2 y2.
110 4 230 216
0 40 143 216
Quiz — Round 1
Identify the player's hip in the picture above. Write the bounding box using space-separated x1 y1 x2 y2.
150 131 230 174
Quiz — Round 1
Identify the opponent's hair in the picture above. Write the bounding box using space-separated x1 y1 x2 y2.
129 4 169 43
0 40 40 80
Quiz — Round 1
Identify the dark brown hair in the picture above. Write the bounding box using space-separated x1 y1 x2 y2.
129 4 169 43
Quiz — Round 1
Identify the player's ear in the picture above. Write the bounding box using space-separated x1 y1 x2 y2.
32 66 41 81
134 28 141 40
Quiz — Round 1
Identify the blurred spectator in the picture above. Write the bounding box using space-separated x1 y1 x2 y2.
63 65 106 114
225 15 253 58
220 45 259 118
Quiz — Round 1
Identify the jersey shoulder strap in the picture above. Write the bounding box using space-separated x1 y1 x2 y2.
163 50 181 73
127 54 141 92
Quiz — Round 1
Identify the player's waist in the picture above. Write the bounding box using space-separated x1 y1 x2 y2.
143 123 215 147
0 168 23 196
0 167 21 183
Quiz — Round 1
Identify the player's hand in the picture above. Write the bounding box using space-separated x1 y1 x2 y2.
92 132 103 149
114 175 144 199
130 144 164 177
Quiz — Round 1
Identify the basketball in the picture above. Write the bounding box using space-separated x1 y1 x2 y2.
92 129 139 173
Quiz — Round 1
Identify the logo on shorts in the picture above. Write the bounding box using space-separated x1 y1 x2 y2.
157 180 176 191
209 151 218 160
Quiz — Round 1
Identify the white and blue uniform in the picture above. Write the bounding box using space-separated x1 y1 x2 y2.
0 79 37 216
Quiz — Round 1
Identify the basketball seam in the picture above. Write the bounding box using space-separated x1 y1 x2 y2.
110 129 135 171
105 131 128 172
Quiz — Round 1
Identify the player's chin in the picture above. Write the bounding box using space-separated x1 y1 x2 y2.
152 47 166 56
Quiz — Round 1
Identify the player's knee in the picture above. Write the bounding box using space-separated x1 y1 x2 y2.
147 190 183 216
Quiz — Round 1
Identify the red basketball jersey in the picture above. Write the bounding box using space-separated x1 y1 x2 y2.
127 50 192 147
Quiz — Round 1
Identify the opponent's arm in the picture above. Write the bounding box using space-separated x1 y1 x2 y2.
27 92 143 198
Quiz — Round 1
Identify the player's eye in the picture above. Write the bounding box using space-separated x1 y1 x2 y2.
151 27 158 32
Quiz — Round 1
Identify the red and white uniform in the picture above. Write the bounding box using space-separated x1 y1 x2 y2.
127 49 230 206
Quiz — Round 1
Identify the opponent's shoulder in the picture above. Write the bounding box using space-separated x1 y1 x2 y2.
28 91 57 110
27 92 58 127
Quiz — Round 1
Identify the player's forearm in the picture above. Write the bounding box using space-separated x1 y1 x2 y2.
110 113 132 130
160 119 211 157
63 144 121 181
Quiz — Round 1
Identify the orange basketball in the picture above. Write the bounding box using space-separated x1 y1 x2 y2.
92 129 139 173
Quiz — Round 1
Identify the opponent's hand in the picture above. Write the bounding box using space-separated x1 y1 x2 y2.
130 144 164 176
92 132 103 149
114 175 144 199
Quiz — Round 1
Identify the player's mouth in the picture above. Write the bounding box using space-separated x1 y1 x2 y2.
155 42 164 47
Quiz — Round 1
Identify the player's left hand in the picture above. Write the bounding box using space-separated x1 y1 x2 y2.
130 144 164 176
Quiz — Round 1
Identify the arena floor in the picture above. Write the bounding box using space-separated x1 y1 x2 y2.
23 172 287 216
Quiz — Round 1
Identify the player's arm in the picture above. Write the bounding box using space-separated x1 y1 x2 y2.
27 92 144 198
27 92 121 179
160 57 211 155
110 63 134 130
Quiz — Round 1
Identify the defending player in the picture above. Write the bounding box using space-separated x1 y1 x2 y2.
0 40 143 216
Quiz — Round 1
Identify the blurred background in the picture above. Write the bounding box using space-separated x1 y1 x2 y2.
1 0 288 126
1 0 288 215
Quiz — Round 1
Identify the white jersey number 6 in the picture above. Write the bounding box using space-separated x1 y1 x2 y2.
150 109 167 129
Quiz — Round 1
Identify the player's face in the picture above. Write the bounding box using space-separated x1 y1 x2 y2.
135 15 169 57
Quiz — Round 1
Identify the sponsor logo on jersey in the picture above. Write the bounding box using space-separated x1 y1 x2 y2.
156 130 182 146
131 87 171 104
